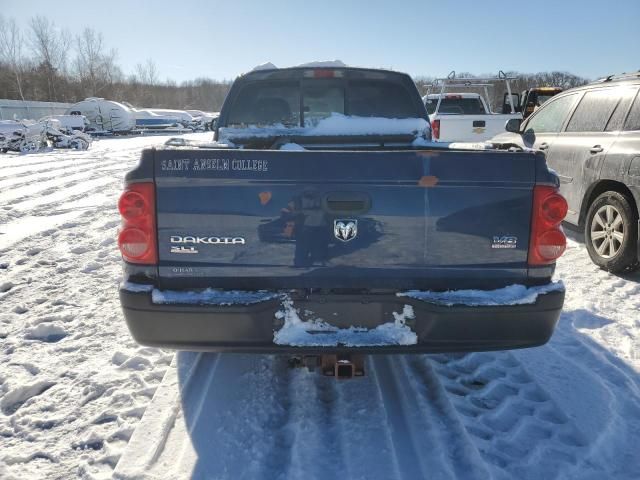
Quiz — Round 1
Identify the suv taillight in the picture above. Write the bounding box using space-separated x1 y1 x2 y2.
118 182 157 265
431 119 440 140
528 185 568 265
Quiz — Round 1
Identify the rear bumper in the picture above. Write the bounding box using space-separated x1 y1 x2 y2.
120 286 565 354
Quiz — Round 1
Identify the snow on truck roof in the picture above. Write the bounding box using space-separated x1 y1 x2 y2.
242 65 411 82
251 60 348 72
245 62 416 79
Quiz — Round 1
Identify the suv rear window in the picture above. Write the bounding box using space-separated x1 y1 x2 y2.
624 90 640 131
424 97 486 115
226 79 421 128
566 89 621 132
605 88 638 131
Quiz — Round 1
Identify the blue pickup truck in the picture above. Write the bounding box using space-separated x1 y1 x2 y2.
118 66 567 356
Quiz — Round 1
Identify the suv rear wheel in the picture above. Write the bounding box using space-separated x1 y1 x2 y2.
585 191 639 273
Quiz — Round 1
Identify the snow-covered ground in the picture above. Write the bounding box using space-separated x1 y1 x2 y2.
0 135 201 480
1 135 639 479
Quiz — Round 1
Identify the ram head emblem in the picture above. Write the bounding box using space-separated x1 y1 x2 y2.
334 219 358 242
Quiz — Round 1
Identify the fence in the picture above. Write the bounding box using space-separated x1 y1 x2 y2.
0 99 71 121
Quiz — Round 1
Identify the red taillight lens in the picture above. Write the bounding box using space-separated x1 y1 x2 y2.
540 193 568 227
118 191 148 219
529 185 567 265
118 183 157 265
431 119 440 140
313 69 335 78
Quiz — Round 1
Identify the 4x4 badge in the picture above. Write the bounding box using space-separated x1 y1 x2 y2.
334 219 358 242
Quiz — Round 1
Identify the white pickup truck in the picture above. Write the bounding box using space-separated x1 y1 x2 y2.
422 72 523 143
424 92 522 142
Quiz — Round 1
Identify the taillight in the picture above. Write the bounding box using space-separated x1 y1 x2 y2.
431 119 440 140
118 182 157 264
528 185 568 265
303 69 344 78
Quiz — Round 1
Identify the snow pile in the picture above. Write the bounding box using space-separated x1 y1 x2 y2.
399 281 565 306
251 60 347 72
251 62 278 71
219 113 430 141
273 298 417 347
295 60 348 68
152 288 278 306
279 142 306 151
310 113 428 136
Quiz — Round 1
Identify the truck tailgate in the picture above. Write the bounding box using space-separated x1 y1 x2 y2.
146 148 541 291
434 115 518 142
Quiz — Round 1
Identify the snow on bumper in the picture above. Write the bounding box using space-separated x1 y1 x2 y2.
119 282 565 353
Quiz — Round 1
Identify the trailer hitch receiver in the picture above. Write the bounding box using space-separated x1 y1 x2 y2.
321 354 365 379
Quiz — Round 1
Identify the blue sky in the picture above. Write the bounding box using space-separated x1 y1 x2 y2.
2 0 638 82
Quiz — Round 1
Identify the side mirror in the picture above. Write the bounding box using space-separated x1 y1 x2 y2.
505 118 522 133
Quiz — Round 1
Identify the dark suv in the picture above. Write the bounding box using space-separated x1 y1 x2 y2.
492 72 640 273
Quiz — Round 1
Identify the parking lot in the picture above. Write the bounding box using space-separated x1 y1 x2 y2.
0 135 638 479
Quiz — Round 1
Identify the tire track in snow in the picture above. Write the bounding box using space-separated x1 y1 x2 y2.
114 343 640 480
7 176 116 217
0 185 121 252
282 368 347 480
322 361 401 480
400 355 493 479
369 355 489 480
0 163 128 246
430 351 591 480
0 156 127 206
0 152 79 170
171 354 296 480
515 322 640 479
0 156 109 189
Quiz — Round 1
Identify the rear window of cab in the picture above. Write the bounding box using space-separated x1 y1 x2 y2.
226 79 422 127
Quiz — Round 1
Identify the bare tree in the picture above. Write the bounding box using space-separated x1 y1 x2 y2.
136 58 158 86
28 16 71 101
75 28 120 97
0 15 26 101
134 59 159 105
